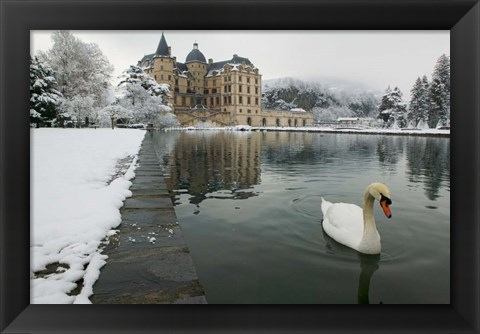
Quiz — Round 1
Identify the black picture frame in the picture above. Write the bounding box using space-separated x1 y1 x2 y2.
1 0 479 333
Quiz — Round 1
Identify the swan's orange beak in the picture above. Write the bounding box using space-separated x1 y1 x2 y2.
380 199 392 219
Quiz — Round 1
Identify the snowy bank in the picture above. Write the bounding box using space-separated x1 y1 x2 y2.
31 128 145 304
164 126 450 137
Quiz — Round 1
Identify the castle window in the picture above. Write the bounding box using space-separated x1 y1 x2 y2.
247 109 251 114
303 119 307 127
255 98 259 105
276 118 280 127
239 109 242 113
247 97 251 105
255 87 258 94
182 96 186 106
168 75 171 81
247 77 250 83
229 85 232 92
212 88 217 94
247 87 250 94
239 96 243 104
239 76 242 82
161 65 164 70
288 119 292 127
213 80 216 86
161 74 164 80
224 96 227 104
154 75 157 80
216 97 220 105
239 85 242 93
210 97 214 105
256 110 258 114
175 79 179 85
255 78 258 84
228 96 232 104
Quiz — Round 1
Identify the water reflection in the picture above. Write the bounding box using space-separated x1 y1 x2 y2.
405 137 450 200
153 130 449 304
357 254 380 304
323 228 381 304
156 130 450 207
156 131 261 205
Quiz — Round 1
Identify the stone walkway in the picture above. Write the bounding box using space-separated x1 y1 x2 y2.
91 132 206 304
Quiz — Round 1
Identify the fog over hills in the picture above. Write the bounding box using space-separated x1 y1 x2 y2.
262 77 381 122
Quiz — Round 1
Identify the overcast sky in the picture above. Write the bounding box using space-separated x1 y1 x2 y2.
31 30 449 94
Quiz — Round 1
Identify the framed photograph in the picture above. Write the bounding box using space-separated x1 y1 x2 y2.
1 0 479 333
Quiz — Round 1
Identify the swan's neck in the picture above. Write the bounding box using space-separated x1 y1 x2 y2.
362 191 380 245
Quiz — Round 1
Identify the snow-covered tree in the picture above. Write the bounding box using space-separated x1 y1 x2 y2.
57 95 95 127
117 65 170 103
30 56 63 127
428 54 450 128
347 93 379 118
39 31 113 109
112 66 178 128
95 104 133 128
408 75 430 127
378 86 407 128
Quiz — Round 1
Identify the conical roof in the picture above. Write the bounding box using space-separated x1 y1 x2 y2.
155 33 169 56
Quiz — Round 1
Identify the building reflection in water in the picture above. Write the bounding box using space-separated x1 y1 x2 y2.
158 131 261 205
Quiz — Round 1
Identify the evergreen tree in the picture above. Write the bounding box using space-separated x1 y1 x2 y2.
408 75 430 127
105 66 178 127
378 86 407 128
428 54 450 127
30 56 63 127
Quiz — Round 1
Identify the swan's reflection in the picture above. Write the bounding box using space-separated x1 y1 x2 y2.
357 253 380 304
322 229 381 304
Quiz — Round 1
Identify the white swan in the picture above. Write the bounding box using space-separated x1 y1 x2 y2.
321 183 392 255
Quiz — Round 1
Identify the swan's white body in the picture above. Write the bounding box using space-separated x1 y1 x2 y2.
321 183 392 255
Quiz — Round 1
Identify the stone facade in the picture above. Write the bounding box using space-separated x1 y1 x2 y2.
138 33 314 127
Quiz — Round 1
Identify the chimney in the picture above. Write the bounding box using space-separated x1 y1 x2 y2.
168 46 171 55
208 58 213 65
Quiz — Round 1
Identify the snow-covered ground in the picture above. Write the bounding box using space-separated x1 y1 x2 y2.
31 128 145 304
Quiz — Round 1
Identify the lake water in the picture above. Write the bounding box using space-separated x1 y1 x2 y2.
152 130 450 304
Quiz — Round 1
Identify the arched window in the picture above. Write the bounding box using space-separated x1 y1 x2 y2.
276 118 280 127
247 117 252 126
303 119 307 127
288 119 292 127
294 119 298 127
262 118 267 126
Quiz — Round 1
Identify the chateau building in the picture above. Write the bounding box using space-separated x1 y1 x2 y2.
138 33 313 127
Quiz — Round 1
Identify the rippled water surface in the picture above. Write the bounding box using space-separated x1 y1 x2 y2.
152 130 450 304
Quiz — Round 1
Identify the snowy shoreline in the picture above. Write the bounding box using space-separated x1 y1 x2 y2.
167 126 450 137
31 128 146 304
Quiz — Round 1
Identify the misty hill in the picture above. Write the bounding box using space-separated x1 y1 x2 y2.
262 77 381 122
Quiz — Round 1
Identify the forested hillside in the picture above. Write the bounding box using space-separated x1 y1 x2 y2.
262 77 380 122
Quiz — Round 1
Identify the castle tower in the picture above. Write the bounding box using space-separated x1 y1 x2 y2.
150 33 176 106
185 42 208 104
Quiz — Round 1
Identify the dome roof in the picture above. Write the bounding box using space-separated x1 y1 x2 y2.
186 43 206 63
